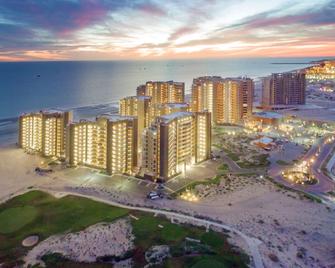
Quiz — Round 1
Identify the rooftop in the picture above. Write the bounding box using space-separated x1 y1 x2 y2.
160 111 193 122
122 95 151 100
253 111 283 119
98 113 136 122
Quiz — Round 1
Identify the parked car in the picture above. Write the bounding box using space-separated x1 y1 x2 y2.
35 167 53 173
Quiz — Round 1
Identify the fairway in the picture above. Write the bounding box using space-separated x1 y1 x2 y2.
0 191 249 268
0 206 38 234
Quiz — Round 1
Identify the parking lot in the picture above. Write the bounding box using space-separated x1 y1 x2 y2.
46 159 220 199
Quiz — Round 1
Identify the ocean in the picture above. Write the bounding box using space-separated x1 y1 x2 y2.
0 57 323 144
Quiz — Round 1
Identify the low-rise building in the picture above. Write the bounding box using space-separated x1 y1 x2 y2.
248 111 284 127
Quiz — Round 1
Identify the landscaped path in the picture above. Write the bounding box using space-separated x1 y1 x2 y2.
5 187 264 268
217 151 266 175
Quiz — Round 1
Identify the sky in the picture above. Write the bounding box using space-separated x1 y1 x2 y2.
0 0 334 61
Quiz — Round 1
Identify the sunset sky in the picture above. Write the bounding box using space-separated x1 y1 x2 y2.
0 0 334 61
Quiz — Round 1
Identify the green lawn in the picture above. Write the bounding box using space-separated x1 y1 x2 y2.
0 191 129 265
0 206 38 234
0 191 249 268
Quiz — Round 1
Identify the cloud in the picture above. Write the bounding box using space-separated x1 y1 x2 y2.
0 0 335 61
0 1 116 36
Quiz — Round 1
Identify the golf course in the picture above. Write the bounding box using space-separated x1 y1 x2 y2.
0 191 249 267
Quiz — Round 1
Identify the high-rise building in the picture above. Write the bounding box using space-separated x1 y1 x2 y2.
142 81 185 104
66 115 137 175
261 72 306 107
19 110 72 158
119 96 151 150
142 111 211 181
191 77 254 124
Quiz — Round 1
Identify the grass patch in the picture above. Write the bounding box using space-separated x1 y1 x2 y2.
0 191 129 264
131 213 194 249
0 206 38 234
227 152 240 162
171 176 222 198
237 154 270 169
218 163 229 171
276 160 291 166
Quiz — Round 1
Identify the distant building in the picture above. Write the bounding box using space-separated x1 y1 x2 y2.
249 111 284 126
142 111 211 181
19 110 72 158
66 115 137 175
136 84 146 96
139 81 185 104
191 76 254 124
261 72 306 107
305 61 335 80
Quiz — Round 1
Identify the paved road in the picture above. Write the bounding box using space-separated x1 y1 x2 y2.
5 187 264 268
268 135 335 195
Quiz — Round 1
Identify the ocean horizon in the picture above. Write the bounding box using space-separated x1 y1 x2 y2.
0 57 327 120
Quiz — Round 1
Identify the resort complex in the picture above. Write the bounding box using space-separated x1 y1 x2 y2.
11 65 335 268
18 80 213 180
2 1 335 266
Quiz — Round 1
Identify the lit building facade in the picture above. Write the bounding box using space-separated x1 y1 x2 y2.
19 110 72 158
119 95 151 149
261 72 306 107
305 61 335 81
66 115 137 175
140 81 185 104
142 111 211 181
192 76 254 124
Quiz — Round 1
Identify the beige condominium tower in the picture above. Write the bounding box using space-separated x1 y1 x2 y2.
66 115 137 175
137 81 185 104
119 95 151 150
191 76 254 124
261 72 306 107
18 110 72 158
142 111 211 181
